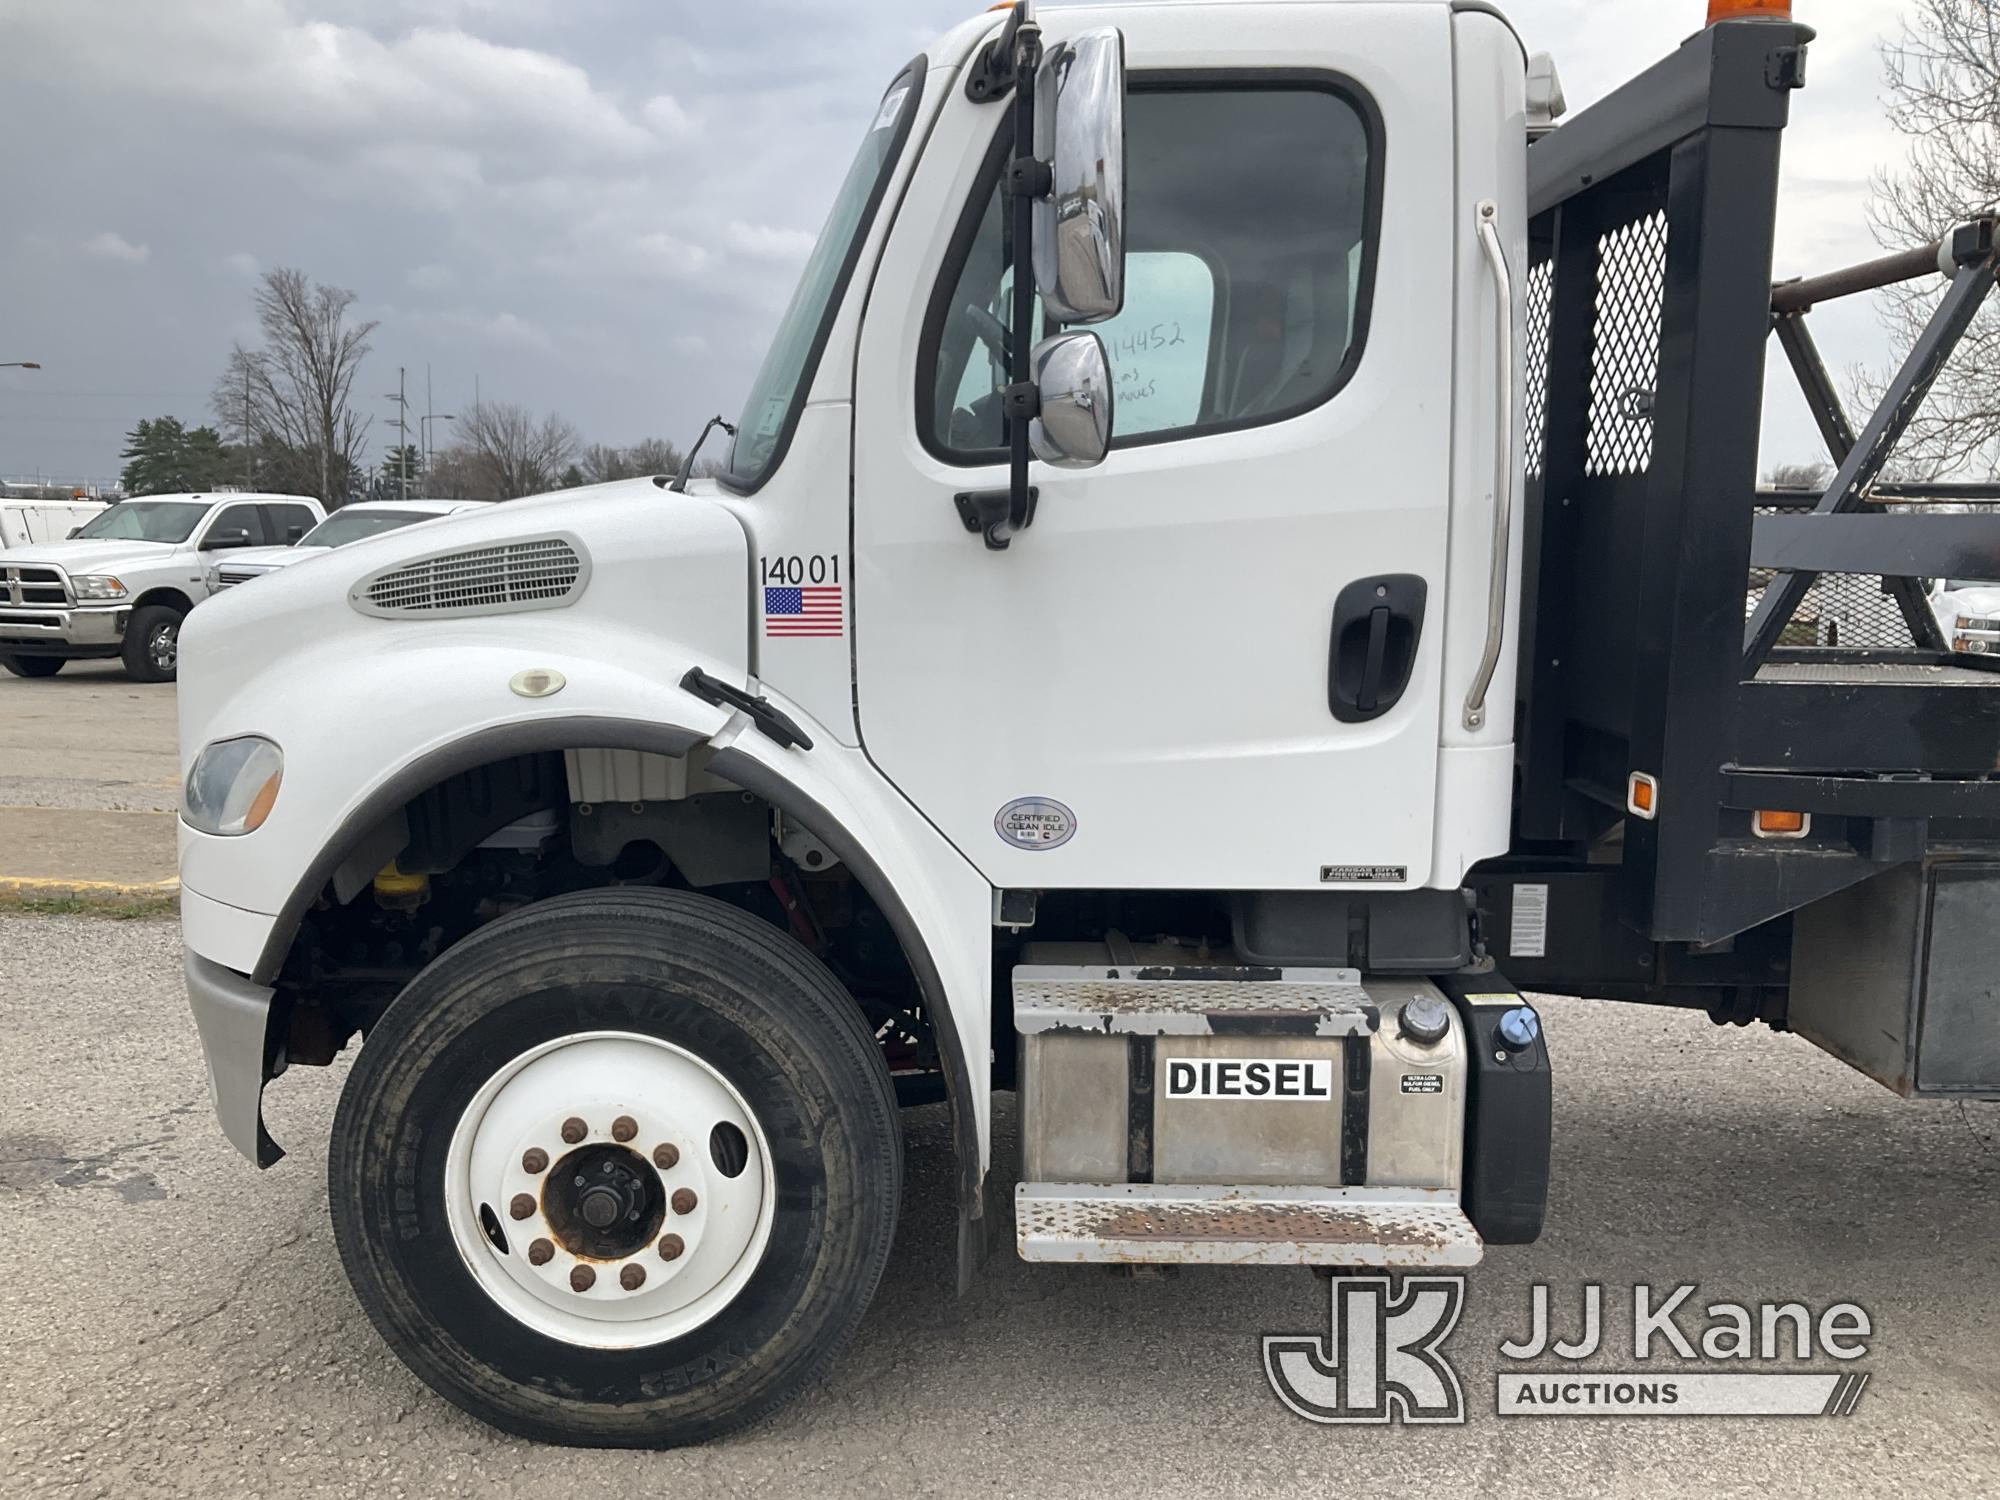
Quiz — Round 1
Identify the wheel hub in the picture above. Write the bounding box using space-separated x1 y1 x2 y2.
444 1032 774 1350
544 1144 665 1257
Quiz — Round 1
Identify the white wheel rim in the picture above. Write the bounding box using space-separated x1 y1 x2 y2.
444 1030 776 1349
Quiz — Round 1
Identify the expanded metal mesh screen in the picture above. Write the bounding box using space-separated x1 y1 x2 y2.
1524 257 1555 481
1585 212 1669 478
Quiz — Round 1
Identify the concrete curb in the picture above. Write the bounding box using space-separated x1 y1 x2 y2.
0 875 180 917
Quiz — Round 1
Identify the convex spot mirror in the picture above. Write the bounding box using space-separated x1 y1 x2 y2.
1033 27 1127 325
1029 331 1113 469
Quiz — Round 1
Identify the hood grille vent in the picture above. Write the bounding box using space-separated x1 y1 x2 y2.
352 536 587 618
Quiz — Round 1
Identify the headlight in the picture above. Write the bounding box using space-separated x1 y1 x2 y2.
183 736 284 836
1956 615 2000 634
71 574 127 600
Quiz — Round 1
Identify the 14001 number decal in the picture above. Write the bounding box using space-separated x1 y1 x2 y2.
761 554 841 586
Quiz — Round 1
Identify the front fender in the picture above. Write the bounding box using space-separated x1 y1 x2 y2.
178 660 996 1249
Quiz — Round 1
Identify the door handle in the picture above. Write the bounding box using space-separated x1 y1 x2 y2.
1330 575 1427 724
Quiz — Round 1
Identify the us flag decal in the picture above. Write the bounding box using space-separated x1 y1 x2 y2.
764 585 843 639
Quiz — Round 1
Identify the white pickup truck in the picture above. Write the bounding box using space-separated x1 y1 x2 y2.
0 491 322 681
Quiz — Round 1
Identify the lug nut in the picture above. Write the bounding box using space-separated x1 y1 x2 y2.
612 1115 638 1142
508 1193 537 1221
620 1263 647 1291
521 1147 549 1175
653 1143 680 1170
671 1188 698 1215
528 1238 555 1266
570 1265 596 1292
658 1234 685 1261
561 1117 588 1144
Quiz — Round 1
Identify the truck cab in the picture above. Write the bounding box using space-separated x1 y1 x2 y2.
1 490 322 681
172 0 2000 1449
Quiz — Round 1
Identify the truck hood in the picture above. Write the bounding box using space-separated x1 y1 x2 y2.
0 539 178 574
179 477 753 749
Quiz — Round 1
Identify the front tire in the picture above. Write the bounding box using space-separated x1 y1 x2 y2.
121 604 182 682
328 888 903 1447
0 655 64 678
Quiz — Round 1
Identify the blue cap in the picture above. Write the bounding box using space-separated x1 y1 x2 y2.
1498 1007 1541 1050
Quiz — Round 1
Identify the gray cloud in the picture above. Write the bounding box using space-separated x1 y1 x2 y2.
0 0 1920 485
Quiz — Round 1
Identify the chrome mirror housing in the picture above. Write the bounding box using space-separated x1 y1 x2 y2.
1033 27 1127 324
1029 331 1114 469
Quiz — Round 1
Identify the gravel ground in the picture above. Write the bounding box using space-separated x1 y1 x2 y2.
3 911 1998 1498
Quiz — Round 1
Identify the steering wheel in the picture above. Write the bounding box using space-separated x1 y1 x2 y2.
963 302 1011 364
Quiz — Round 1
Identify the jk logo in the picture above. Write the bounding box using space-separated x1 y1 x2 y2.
1263 1276 1467 1425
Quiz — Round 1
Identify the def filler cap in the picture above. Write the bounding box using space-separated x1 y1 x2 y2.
1498 1007 1542 1051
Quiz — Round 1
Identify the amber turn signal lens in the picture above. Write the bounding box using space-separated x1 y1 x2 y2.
1627 773 1660 821
1708 0 1791 22
1754 809 1810 839
243 770 283 833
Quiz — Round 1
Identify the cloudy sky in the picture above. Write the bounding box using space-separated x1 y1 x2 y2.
0 0 1923 487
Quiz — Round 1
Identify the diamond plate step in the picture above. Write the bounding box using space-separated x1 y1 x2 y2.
1013 965 1376 1038
1017 1183 1484 1267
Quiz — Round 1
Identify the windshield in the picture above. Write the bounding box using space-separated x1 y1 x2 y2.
722 62 924 491
300 508 439 548
1944 579 1999 591
74 500 208 544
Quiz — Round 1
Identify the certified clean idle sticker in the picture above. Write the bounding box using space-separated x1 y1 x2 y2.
995 798 1077 851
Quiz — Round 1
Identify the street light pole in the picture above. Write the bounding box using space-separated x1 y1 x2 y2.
0 361 42 370
384 368 411 501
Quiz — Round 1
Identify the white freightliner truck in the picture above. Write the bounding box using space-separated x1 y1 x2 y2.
177 0 2000 1447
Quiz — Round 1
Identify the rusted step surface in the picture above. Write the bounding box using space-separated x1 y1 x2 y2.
1016 1183 1483 1267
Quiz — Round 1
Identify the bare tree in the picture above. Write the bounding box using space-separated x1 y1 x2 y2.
436 401 582 500
1865 0 2000 477
576 437 687 486
212 269 376 505
1766 460 1833 492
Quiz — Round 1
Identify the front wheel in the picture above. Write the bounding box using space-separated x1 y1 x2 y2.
0 655 64 678
328 888 903 1447
120 604 182 682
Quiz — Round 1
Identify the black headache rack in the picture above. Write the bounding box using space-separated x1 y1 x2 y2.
1495 17 2000 971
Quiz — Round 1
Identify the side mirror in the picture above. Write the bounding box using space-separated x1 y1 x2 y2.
202 527 253 551
1033 27 1127 324
286 525 306 543
1029 331 1114 469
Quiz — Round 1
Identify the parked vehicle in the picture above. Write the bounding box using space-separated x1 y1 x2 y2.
0 497 109 550
175 0 2000 1448
1930 577 2000 655
205 499 492 592
0 492 322 681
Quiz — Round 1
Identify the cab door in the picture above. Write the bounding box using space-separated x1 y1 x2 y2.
851 4 1458 893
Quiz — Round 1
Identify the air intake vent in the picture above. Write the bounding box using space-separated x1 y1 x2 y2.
351 535 588 619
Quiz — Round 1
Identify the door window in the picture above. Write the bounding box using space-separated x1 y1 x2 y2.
921 81 1380 461
261 503 317 543
199 504 266 548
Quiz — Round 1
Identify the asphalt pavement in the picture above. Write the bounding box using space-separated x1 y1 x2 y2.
0 664 179 897
3 912 1997 1498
